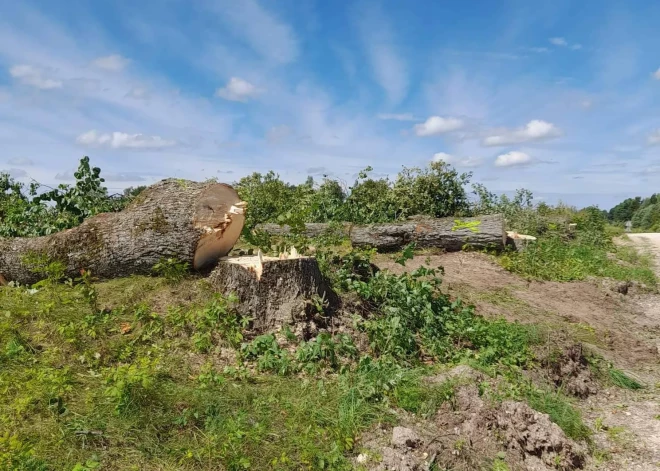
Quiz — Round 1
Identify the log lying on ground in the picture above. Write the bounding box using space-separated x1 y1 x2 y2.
255 214 506 252
0 179 247 285
207 250 339 333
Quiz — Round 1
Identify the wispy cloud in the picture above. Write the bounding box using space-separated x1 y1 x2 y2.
91 54 130 71
76 130 177 149
206 0 298 64
266 125 292 142
354 2 408 104
527 47 550 53
9 64 62 89
2 168 29 178
653 68 660 80
7 157 35 166
125 87 150 100
549 37 582 50
482 120 562 146
377 113 416 121
648 129 660 146
549 37 568 46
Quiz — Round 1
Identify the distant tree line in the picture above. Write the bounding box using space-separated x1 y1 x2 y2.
608 194 660 231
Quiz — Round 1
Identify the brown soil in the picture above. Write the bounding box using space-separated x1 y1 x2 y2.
376 251 659 380
356 366 586 471
375 248 660 470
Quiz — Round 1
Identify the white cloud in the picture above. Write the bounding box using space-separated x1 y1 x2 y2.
529 47 550 53
482 120 562 146
377 113 416 121
9 64 62 89
76 130 177 149
414 116 464 136
571 44 583 50
653 68 660 80
648 129 660 145
7 157 35 166
549 37 568 46
92 54 130 71
215 77 262 102
495 151 532 168
432 152 483 168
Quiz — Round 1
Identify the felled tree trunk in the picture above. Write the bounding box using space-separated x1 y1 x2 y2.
352 215 506 251
255 214 506 252
207 253 339 334
0 179 246 285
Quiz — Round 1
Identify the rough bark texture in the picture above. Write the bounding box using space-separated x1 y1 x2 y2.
0 179 244 285
207 255 339 334
256 222 349 239
256 214 506 252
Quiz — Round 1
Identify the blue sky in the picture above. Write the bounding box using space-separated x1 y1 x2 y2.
1 0 659 209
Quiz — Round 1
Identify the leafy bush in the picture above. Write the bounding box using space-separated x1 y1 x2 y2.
328 250 533 367
0 157 141 237
235 162 475 229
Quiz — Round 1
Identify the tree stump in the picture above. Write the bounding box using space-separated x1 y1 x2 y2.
206 252 339 334
0 179 247 285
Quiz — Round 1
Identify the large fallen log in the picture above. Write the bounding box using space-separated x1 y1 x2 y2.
255 214 506 252
207 250 339 334
0 179 247 285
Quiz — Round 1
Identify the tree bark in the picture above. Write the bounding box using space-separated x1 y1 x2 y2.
255 214 506 252
0 179 246 285
207 255 339 334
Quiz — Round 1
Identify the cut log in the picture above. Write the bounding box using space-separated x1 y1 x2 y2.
0 179 247 285
255 222 350 239
207 251 339 334
352 215 505 252
255 214 506 252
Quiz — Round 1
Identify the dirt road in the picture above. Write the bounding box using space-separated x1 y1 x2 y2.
627 233 660 276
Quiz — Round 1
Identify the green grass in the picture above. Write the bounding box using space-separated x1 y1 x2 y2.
0 278 471 470
608 368 643 390
1 241 615 469
499 236 657 286
525 390 592 442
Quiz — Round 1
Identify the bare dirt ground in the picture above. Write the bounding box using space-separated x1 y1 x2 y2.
375 243 660 470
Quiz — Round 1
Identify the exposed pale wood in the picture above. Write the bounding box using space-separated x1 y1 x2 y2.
0 179 246 285
207 253 339 333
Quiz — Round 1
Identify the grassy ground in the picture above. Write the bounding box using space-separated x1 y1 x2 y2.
2 233 654 470
498 235 657 286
